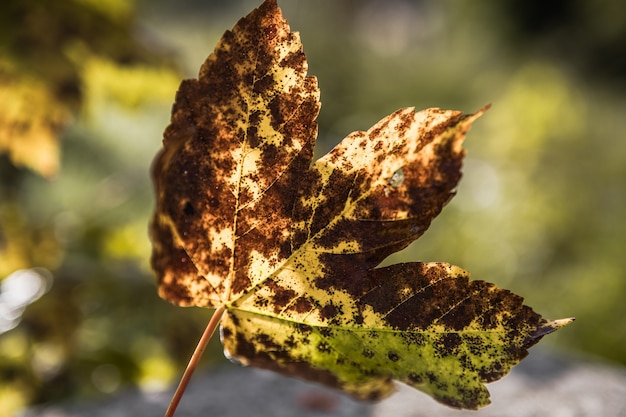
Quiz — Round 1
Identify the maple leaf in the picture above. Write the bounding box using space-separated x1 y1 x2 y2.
150 0 572 412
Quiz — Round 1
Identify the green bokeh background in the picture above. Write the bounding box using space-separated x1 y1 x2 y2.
1 0 625 414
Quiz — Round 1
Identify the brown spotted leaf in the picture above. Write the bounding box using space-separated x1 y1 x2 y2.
150 0 572 410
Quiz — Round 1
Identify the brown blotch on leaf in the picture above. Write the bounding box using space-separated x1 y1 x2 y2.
319 303 340 321
288 296 314 314
266 279 297 313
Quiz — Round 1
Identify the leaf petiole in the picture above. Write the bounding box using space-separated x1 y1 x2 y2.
165 304 226 417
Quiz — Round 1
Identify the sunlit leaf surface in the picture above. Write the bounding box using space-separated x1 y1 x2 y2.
150 0 572 409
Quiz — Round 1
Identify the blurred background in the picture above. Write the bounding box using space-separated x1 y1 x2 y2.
1 0 624 414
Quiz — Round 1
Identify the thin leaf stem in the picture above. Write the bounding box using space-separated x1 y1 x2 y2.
165 304 226 417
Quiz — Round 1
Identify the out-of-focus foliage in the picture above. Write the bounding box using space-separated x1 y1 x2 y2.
0 61 68 178
0 0 199 414
1 0 625 415
0 0 179 176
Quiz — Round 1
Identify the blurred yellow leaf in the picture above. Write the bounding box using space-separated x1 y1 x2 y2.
0 60 69 177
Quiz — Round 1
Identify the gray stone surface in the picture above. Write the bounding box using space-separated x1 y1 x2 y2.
21 349 626 417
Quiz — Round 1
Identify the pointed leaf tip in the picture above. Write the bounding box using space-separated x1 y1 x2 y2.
533 317 575 339
464 104 491 125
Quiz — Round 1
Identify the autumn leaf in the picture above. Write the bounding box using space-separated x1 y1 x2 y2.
150 0 572 411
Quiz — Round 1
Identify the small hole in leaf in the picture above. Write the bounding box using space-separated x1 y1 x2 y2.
183 201 195 216
387 168 405 187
